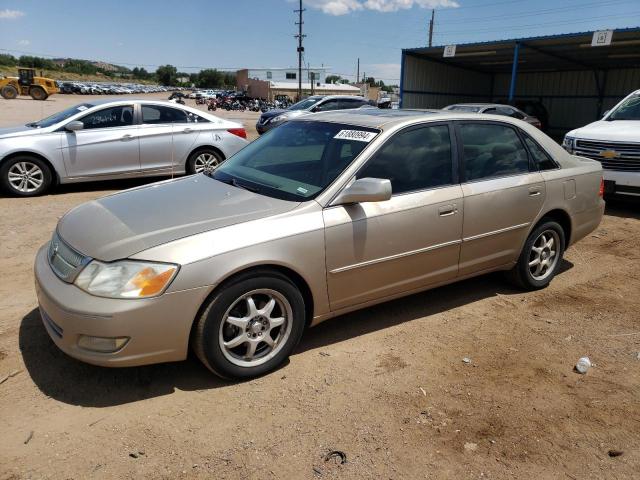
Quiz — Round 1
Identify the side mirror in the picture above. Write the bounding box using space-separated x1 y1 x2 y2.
65 121 84 132
332 177 392 205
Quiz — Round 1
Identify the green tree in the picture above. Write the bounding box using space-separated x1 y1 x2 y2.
0 54 17 66
197 69 223 88
325 75 341 84
155 64 178 86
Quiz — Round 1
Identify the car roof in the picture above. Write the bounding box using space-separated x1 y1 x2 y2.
449 103 516 109
293 108 530 130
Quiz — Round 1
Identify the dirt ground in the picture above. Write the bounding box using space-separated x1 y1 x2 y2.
0 93 639 480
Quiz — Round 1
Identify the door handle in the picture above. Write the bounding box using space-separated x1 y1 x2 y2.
528 186 542 196
438 204 457 217
120 134 135 141
182 128 193 133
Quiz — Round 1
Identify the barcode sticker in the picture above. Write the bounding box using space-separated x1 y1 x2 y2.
334 130 376 142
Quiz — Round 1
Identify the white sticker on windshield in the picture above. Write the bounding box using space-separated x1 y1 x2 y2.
334 130 376 142
77 106 88 111
297 187 308 194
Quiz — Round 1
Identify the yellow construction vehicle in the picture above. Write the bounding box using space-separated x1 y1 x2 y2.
0 67 58 101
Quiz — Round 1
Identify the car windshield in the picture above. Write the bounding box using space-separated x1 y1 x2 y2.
608 94 640 121
212 121 379 201
288 97 322 111
28 103 94 128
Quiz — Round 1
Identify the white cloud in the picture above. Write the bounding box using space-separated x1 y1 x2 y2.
303 0 457 16
0 9 25 19
17 39 30 46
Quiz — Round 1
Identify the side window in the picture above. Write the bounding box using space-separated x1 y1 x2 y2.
338 99 364 109
459 123 530 181
315 100 341 112
79 105 133 129
357 125 453 194
523 135 557 171
285 72 296 80
142 105 188 124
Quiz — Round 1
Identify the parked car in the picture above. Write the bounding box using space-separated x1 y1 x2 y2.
0 100 248 196
35 109 604 379
444 103 542 129
256 95 371 134
562 89 640 198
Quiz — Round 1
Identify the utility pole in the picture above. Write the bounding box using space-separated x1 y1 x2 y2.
356 58 360 85
428 9 435 47
294 0 306 100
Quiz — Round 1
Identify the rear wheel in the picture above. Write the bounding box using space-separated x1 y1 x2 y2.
192 271 306 379
0 156 52 196
506 220 565 290
29 86 48 101
1 85 18 100
186 149 223 175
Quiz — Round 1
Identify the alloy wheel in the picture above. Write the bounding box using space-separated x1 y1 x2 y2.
8 162 44 193
528 229 560 281
218 289 293 367
193 152 219 174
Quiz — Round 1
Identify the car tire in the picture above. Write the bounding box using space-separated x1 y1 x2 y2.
186 149 223 175
506 219 565 290
192 270 306 379
0 156 53 197
1 85 18 100
29 86 48 101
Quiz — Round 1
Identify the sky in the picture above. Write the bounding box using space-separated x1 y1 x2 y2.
0 0 639 84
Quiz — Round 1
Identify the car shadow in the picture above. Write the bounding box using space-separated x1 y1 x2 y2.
604 198 640 220
20 263 573 408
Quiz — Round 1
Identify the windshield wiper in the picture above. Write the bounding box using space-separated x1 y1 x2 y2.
231 178 259 193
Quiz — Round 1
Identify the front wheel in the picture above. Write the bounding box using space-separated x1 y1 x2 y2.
29 86 48 101
186 149 223 175
506 220 565 290
1 85 18 99
0 156 53 196
192 271 306 379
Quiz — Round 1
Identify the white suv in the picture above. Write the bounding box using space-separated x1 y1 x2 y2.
563 89 640 198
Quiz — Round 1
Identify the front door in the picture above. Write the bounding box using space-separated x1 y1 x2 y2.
324 123 463 311
61 104 139 177
138 104 200 173
455 121 546 276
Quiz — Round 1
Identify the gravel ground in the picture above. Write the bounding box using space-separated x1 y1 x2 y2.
0 93 639 480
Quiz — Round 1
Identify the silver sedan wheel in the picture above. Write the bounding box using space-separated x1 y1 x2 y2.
193 152 219 174
528 229 560 281
8 162 44 193
219 289 293 368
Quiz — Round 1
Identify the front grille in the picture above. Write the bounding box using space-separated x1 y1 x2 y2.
48 231 89 283
575 139 640 172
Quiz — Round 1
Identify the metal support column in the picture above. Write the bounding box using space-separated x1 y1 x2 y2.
399 50 405 109
508 41 520 104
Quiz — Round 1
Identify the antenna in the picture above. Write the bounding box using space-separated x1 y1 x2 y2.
294 0 306 100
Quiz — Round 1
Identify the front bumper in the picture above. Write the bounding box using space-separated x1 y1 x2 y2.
34 245 211 367
602 170 640 197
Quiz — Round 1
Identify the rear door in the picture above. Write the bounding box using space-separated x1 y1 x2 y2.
137 104 200 173
61 104 139 177
324 122 463 311
455 121 545 276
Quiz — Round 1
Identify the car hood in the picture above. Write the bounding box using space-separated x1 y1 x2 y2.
57 175 300 262
568 120 640 142
0 126 46 139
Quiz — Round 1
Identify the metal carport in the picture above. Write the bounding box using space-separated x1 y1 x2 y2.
400 27 640 138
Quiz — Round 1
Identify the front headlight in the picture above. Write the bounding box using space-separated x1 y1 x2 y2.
75 260 178 299
562 136 575 152
271 114 289 123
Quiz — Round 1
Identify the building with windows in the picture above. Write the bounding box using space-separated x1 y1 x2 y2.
236 67 361 101
237 67 328 85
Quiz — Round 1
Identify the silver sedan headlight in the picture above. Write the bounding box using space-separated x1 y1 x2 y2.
75 260 179 299
271 114 290 124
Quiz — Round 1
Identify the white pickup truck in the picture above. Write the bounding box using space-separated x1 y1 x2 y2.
563 89 640 198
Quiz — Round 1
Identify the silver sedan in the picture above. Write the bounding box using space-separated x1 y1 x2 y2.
0 100 249 196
